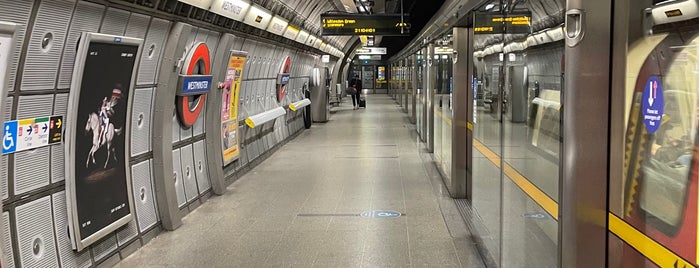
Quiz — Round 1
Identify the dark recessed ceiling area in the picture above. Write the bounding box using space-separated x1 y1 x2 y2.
380 0 446 59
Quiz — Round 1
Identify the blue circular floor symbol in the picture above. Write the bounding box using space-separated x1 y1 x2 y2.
360 210 402 219
641 76 664 134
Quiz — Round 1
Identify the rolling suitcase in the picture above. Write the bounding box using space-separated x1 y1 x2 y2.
359 96 366 108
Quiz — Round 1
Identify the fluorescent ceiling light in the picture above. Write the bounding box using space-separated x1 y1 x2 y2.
485 3 495 10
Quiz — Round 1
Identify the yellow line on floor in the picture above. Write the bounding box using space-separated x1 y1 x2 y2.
608 213 696 268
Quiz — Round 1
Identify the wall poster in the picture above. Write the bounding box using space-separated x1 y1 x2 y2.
65 33 142 251
221 51 247 165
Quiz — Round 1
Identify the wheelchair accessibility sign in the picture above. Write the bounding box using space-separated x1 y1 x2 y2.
2 116 63 155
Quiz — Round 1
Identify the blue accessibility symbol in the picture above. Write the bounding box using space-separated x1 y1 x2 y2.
641 76 664 134
2 121 18 155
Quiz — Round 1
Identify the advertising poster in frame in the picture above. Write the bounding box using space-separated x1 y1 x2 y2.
221 51 247 165
65 33 141 251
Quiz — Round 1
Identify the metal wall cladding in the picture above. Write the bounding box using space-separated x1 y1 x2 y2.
52 192 92 268
20 0 74 91
15 196 59 267
58 1 104 89
100 8 130 36
180 144 199 202
0 0 33 92
137 18 170 86
203 29 220 64
193 98 206 136
116 220 138 246
193 140 210 194
172 148 186 207
90 234 117 262
172 113 181 143
2 212 15 268
51 93 68 183
14 94 53 195
131 160 158 232
125 13 149 39
2 96 11 200
131 88 153 156
179 115 194 140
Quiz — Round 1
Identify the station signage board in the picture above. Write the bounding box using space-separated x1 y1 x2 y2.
283 25 299 40
209 0 251 21
358 55 381 60
356 47 386 55
474 11 532 35
243 4 272 30
178 0 214 9
296 30 309 44
267 16 288 36
2 116 63 155
321 13 410 36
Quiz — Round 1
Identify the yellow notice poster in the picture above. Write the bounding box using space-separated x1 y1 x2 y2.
221 52 246 165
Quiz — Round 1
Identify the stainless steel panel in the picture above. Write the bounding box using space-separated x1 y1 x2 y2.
1 96 11 200
58 1 103 89
180 110 194 140
193 141 211 194
14 95 53 194
172 113 180 143
180 144 199 202
193 96 206 136
203 29 220 64
2 212 15 268
0 0 32 92
15 196 59 267
100 8 129 36
20 0 74 91
116 220 138 246
172 149 186 207
131 88 153 156
137 18 170 86
90 234 116 261
132 160 158 232
51 93 68 183
125 13 149 39
52 192 92 268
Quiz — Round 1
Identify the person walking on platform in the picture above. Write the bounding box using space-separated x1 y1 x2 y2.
350 74 362 110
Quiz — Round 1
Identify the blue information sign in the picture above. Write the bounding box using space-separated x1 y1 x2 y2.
641 76 664 134
178 75 213 96
2 121 18 155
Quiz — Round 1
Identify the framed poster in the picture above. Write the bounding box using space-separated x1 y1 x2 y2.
65 33 142 251
221 51 247 165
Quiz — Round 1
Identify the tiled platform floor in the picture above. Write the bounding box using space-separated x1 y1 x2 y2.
117 95 485 267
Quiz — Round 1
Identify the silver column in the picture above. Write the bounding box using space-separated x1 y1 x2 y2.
450 27 471 199
403 59 409 113
427 43 436 152
310 66 330 122
411 54 418 124
421 46 428 142
561 0 612 266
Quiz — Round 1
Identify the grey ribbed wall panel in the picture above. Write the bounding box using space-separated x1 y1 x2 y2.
20 0 74 91
2 212 14 268
193 141 210 194
137 18 170 86
180 145 198 202
131 160 158 232
172 113 180 143
116 221 138 246
124 13 149 39
15 196 59 268
193 98 206 136
203 29 220 64
1 96 11 200
14 95 53 195
172 149 186 207
100 8 129 36
57 1 103 89
130 88 153 156
51 93 68 183
0 0 32 92
52 192 92 268
179 113 193 140
90 234 116 262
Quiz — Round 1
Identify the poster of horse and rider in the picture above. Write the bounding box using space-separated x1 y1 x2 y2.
69 37 138 243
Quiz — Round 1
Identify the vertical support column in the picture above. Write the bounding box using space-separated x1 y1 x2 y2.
561 0 612 266
204 34 236 196
427 43 436 152
421 47 428 142
400 60 405 107
152 22 194 230
403 59 409 113
451 27 471 199
411 54 417 124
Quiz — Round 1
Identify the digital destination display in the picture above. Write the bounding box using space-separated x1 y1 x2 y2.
474 11 532 35
321 13 410 36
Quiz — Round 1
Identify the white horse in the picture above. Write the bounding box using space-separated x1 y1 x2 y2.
85 112 122 168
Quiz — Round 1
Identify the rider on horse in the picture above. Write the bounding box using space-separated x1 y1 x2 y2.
98 97 112 144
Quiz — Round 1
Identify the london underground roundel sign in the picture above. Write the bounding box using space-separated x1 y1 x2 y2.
176 42 213 129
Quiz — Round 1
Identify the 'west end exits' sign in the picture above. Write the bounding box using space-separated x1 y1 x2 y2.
321 13 410 36
474 11 532 35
